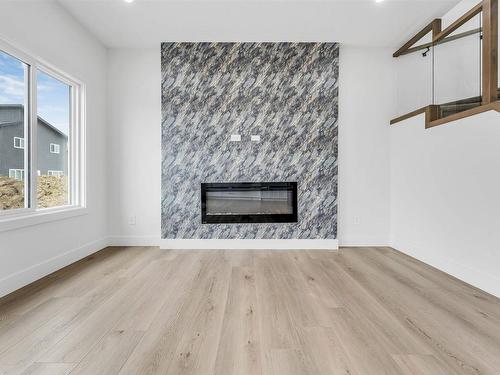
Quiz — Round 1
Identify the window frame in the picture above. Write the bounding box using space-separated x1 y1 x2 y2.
49 143 60 154
13 137 25 149
0 38 86 229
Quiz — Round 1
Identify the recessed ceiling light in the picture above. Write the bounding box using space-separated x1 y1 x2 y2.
375 0 385 3
124 0 134 3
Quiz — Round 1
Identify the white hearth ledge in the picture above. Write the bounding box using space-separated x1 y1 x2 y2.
160 239 338 250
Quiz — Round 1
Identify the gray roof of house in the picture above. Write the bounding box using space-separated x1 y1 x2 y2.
0 104 68 138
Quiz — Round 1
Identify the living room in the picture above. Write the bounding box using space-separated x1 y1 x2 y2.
0 0 499 374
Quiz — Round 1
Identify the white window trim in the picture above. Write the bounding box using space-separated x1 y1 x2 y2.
49 143 60 154
0 38 87 232
13 137 25 149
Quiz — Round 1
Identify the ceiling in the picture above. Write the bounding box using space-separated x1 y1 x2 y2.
57 0 460 49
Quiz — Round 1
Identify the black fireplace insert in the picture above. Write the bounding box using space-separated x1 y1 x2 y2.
201 182 298 224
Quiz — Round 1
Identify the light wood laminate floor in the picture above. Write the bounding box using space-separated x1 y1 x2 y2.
1 247 500 375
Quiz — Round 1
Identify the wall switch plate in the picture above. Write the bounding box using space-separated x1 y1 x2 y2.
128 216 136 225
251 135 261 142
230 134 241 142
353 216 361 225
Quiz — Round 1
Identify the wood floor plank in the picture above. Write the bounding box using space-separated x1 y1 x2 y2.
268 349 313 375
289 252 341 309
0 248 138 318
378 247 500 316
299 326 358 375
213 265 261 375
254 254 301 351
0 298 80 358
162 252 231 375
69 330 143 375
39 258 170 364
268 252 333 327
298 255 433 356
337 247 500 374
0 246 499 375
20 363 75 375
324 307 403 375
0 248 115 316
392 354 458 375
0 295 112 373
113 254 195 331
118 251 225 375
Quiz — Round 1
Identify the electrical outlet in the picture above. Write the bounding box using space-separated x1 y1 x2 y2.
251 134 261 142
353 216 361 225
128 215 136 225
230 134 241 142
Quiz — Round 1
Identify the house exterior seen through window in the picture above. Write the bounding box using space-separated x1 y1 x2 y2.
0 45 84 214
0 49 28 210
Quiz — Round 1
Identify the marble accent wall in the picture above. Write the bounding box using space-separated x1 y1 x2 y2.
161 42 339 239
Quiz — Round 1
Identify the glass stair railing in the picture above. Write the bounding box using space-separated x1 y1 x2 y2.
392 0 500 128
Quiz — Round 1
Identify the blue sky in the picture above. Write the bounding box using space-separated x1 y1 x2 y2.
0 50 69 135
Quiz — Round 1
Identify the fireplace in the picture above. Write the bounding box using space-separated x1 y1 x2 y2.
201 182 298 224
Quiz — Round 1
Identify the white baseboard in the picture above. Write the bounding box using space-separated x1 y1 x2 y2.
392 243 500 299
0 237 109 298
339 242 391 247
107 236 160 247
160 239 338 250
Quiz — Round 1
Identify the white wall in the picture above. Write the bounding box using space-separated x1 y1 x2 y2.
390 111 500 297
390 0 500 298
0 1 108 296
106 46 393 247
107 49 161 245
338 47 393 246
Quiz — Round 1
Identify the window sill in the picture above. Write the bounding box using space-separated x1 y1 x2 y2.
0 206 88 233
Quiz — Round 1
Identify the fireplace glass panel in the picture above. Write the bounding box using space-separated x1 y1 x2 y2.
201 182 297 224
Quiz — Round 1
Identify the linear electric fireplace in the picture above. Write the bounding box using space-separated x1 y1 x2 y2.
201 182 298 224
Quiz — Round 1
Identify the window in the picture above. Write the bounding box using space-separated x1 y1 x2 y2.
49 143 60 154
0 49 28 211
47 170 64 177
37 71 70 208
8 169 25 181
13 137 25 149
0 39 85 219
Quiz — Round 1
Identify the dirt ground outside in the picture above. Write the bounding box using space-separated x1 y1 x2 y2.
0 175 68 210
